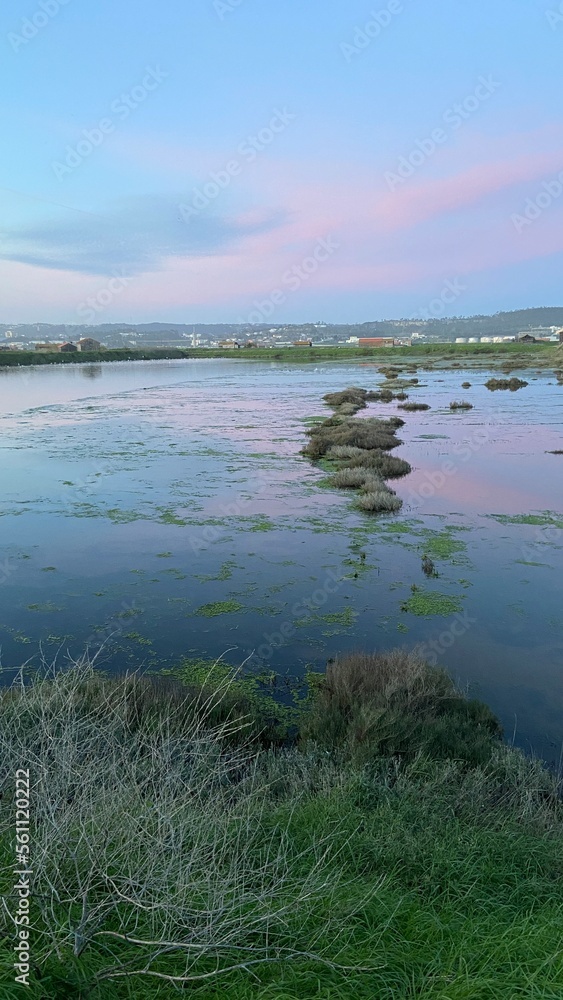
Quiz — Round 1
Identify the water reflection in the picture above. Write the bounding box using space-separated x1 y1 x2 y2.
0 358 561 761
80 365 103 379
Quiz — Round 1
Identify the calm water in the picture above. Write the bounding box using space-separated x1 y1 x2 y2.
1 359 562 761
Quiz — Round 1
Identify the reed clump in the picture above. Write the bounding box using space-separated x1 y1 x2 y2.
449 400 473 410
398 402 431 411
354 491 402 513
340 451 412 478
303 416 404 459
485 377 528 391
303 389 413 514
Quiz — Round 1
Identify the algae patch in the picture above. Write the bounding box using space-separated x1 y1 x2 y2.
195 600 244 617
401 588 463 617
490 512 563 529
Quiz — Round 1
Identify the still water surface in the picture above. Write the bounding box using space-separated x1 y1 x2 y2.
1 359 562 760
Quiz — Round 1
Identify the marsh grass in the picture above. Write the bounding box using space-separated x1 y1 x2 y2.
301 650 501 766
303 416 403 459
397 402 431 411
1 657 562 999
421 554 437 577
0 660 359 995
354 491 402 513
326 468 378 489
304 395 410 516
449 400 473 409
485 377 529 391
343 452 412 478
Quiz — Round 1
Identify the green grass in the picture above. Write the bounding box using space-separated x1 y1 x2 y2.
0 342 554 368
0 656 561 999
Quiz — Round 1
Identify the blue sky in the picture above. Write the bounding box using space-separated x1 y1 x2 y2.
1 0 562 323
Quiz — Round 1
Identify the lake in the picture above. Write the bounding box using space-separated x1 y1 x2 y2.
1 358 562 762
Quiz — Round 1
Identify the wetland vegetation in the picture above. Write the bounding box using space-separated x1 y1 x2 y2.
1 355 563 998
485 377 529 391
303 389 411 514
1 654 562 999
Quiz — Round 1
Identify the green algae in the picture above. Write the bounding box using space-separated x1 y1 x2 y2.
421 530 468 560
401 589 463 617
26 602 63 613
195 560 237 582
490 512 563 528
195 600 245 617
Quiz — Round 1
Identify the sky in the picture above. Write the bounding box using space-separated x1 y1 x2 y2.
1 0 562 325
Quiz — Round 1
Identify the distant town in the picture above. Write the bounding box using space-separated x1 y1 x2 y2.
1 308 563 353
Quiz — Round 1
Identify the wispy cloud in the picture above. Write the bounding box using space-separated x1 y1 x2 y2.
0 194 285 275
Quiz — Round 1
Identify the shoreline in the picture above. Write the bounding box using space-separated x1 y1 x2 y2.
0 342 558 369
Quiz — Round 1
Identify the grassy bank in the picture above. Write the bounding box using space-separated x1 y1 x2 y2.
1 652 561 999
0 348 189 367
0 342 556 368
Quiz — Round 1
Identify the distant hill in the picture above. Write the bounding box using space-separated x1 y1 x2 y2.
2 308 563 344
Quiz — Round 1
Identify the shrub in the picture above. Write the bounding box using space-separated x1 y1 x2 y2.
354 491 403 513
301 650 502 766
0 661 350 992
